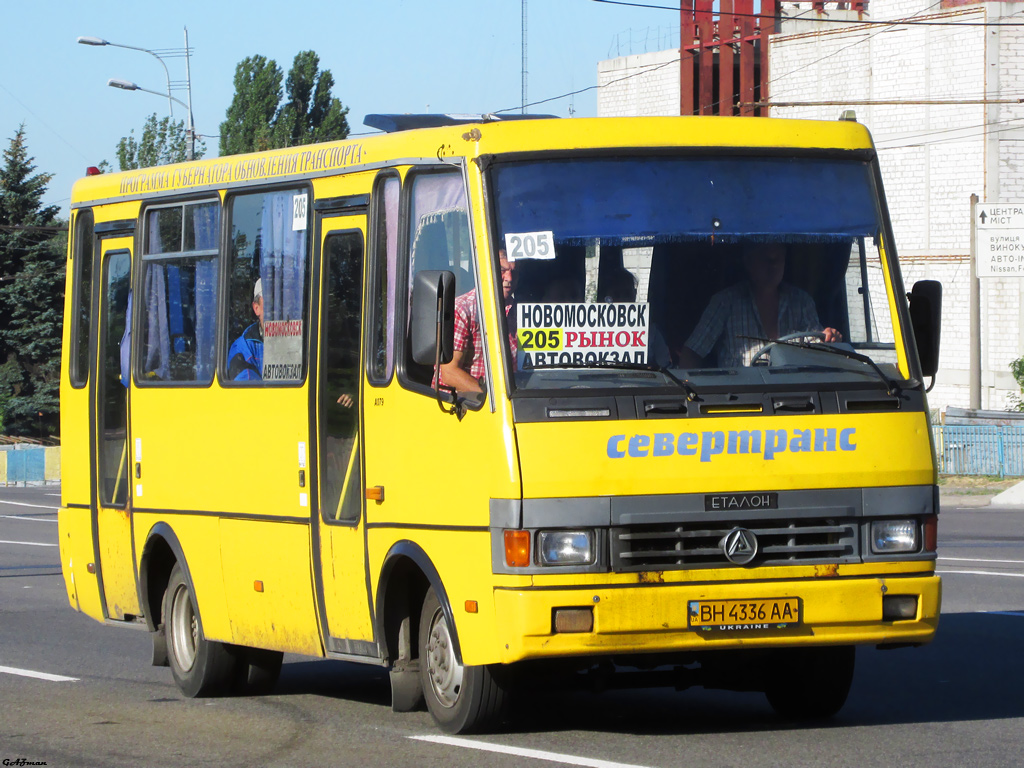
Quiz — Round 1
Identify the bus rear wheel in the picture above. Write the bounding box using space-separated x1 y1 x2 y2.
418 586 506 733
764 645 855 721
163 562 237 697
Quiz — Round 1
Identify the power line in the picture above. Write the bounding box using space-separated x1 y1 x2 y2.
494 54 681 114
768 0 946 89
588 0 1024 26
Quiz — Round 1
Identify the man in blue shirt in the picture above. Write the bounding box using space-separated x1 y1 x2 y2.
227 279 264 380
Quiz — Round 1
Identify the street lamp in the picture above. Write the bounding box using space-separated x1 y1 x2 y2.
80 30 198 162
108 79 195 161
77 35 175 118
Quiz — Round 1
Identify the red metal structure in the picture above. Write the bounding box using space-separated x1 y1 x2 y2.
679 1 867 116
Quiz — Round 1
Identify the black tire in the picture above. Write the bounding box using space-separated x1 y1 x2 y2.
232 647 284 695
765 645 855 721
418 586 506 733
162 562 238 697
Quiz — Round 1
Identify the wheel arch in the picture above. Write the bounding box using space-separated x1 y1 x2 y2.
139 523 193 633
374 540 461 666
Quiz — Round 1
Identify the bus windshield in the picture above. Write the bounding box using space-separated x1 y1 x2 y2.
488 154 901 392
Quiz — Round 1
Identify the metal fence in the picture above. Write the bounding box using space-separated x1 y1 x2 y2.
932 425 1024 477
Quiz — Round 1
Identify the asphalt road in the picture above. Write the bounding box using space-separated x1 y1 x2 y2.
3 484 1024 768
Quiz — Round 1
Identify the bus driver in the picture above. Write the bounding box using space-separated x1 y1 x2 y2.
680 244 842 368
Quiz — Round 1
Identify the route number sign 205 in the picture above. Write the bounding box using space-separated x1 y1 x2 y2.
504 231 555 261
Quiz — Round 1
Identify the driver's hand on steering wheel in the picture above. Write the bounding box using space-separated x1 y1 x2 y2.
822 327 842 343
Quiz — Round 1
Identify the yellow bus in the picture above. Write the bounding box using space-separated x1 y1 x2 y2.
59 113 943 733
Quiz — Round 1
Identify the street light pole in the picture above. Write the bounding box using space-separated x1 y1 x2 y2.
183 27 195 161
78 35 175 118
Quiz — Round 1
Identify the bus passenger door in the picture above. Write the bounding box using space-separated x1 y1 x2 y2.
92 238 139 620
313 220 375 654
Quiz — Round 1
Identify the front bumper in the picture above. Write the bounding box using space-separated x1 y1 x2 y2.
493 572 940 664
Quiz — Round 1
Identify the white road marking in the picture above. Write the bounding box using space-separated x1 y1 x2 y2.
987 611 1024 617
0 665 78 682
1 515 58 523
938 569 1024 579
0 539 57 548
939 557 1024 565
0 500 59 511
410 735 654 768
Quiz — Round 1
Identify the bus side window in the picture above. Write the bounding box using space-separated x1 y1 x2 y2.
403 170 474 387
225 188 310 385
70 209 95 387
368 174 399 385
138 201 219 384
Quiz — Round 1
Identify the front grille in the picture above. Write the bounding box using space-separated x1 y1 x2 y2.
611 517 858 571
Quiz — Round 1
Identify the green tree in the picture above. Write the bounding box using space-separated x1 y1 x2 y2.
0 124 66 438
1010 356 1024 412
273 51 350 148
116 113 206 170
220 54 284 155
220 51 349 156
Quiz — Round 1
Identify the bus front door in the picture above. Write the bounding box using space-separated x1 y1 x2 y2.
91 238 139 620
312 221 375 655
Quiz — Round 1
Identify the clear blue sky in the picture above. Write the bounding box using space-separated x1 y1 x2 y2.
0 0 678 215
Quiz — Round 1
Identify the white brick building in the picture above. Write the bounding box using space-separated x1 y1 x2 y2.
597 1 1024 413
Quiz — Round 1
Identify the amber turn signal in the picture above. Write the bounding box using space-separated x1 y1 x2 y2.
504 530 531 567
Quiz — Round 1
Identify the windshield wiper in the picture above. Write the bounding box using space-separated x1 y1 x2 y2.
530 360 702 401
765 339 902 397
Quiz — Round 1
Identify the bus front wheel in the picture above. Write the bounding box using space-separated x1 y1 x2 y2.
163 562 237 697
764 645 855 720
418 586 506 733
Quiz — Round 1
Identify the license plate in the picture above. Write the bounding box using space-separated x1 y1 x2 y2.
688 597 801 632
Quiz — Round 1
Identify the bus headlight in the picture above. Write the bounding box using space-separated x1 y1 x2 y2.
870 520 918 554
538 530 594 566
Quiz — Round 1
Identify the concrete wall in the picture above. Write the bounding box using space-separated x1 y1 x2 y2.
598 48 681 117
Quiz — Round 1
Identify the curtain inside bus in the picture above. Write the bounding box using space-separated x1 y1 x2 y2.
141 202 218 382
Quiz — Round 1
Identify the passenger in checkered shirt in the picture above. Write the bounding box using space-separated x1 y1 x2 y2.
680 244 842 368
437 251 518 393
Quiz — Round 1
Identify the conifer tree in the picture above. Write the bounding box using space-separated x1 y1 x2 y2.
0 124 66 437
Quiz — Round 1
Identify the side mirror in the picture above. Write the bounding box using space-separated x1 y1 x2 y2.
411 270 455 366
908 279 941 379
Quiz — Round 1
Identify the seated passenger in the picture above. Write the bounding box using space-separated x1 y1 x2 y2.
437 251 518 394
680 244 841 368
227 279 264 380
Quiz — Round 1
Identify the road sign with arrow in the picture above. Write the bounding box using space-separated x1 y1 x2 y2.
976 203 1024 277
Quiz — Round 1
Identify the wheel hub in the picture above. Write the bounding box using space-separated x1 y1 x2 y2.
424 608 463 708
169 583 197 673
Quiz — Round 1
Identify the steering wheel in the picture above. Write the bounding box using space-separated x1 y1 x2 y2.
750 331 826 365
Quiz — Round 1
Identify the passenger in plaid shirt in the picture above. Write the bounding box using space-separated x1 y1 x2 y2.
681 244 842 368
437 252 518 393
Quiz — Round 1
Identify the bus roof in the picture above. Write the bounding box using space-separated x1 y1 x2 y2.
70 115 875 209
